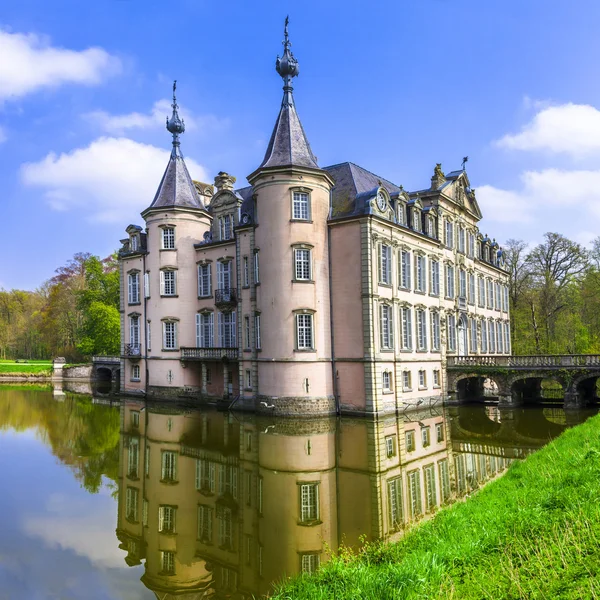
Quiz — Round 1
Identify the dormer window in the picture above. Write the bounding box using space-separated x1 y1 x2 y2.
130 235 139 252
162 227 175 250
397 203 405 225
412 208 421 232
484 246 490 262
218 215 233 240
427 216 435 237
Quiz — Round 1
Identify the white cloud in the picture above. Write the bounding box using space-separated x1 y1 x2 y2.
84 99 228 136
496 103 600 157
21 136 208 223
0 29 120 101
479 167 600 225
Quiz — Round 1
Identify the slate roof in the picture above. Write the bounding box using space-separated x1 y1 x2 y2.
145 146 206 212
258 100 319 170
324 162 401 218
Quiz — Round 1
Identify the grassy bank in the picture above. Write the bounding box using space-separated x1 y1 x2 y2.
0 362 52 375
273 414 600 600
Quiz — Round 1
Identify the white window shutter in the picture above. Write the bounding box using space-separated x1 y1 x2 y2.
160 271 165 295
196 314 201 348
231 311 237 346
218 312 224 347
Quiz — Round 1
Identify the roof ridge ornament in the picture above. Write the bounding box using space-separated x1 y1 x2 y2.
166 80 186 156
276 16 299 107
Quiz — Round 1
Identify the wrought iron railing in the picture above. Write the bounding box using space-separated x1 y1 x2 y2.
447 355 600 368
124 344 142 356
215 288 238 305
181 347 238 360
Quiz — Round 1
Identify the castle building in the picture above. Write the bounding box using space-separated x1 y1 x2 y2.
118 21 510 416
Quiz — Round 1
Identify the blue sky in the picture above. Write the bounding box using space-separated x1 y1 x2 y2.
3 0 600 290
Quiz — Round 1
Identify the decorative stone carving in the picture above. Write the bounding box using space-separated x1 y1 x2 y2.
431 163 445 190
214 171 236 192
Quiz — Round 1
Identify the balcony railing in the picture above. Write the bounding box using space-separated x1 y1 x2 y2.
181 347 239 360
124 344 142 356
215 288 238 307
447 355 600 368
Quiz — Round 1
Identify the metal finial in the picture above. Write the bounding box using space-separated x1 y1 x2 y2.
166 79 185 154
462 156 469 170
276 16 299 107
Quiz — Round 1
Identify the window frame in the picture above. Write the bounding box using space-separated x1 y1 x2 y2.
295 311 315 351
291 189 311 221
161 227 175 250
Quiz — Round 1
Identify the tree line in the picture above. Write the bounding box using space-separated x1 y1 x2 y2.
0 253 120 361
1 232 599 360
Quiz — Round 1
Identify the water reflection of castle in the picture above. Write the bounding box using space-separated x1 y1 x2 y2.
116 402 576 598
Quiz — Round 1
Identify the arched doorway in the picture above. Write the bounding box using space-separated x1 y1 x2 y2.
458 314 468 357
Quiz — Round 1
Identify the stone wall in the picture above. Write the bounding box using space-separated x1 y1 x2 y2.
63 364 93 379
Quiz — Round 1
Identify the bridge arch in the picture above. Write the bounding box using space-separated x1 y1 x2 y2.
453 373 504 402
572 374 600 405
96 367 112 382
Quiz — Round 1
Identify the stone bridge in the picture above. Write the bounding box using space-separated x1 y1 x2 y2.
92 356 121 392
446 355 600 408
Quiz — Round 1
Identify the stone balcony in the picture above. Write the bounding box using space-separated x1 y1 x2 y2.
180 347 239 361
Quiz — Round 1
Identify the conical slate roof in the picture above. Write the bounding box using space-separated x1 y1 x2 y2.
148 145 205 210
145 81 206 213
259 100 319 169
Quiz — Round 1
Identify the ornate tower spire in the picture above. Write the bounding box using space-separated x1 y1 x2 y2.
256 17 319 172
142 81 205 214
276 16 299 108
166 80 185 156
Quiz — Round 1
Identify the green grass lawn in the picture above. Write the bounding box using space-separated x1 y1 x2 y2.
0 361 52 375
272 414 600 600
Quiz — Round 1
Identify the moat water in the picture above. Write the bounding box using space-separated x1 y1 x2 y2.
0 385 596 599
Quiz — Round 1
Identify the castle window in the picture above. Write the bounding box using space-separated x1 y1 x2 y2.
126 487 139 522
254 251 260 284
459 269 466 299
430 259 440 296
301 553 320 574
458 225 465 253
397 203 405 225
478 276 485 307
383 371 392 392
217 261 232 291
146 320 151 351
412 208 421 232
388 476 403 530
504 322 511 353
292 191 310 220
130 234 139 252
161 551 175 575
162 321 178 350
405 429 415 451
447 314 457 352
243 256 249 287
400 250 411 289
160 270 177 296
245 369 252 389
489 319 496 353
401 307 413 350
295 248 312 281
128 272 140 304
427 216 435 237
128 438 139 477
244 316 251 349
481 319 488 353
424 464 437 512
468 273 475 304
131 364 140 382
255 313 261 349
299 483 320 523
403 370 412 391
430 311 440 351
445 219 454 249
497 321 504 353
418 370 427 389
416 309 427 351
219 214 233 240
296 313 314 350
495 282 501 310
385 434 396 457
487 280 494 309
470 318 478 353
433 369 441 387
198 263 212 297
416 255 426 292
380 304 393 350
159 505 176 534
144 272 150 298
195 313 214 348
218 311 236 348
129 315 140 350
379 244 392 285
468 232 475 257
197 505 213 542
161 227 175 250
408 470 422 518
161 451 177 482
445 265 455 299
